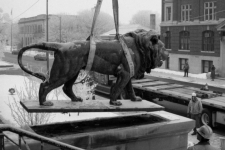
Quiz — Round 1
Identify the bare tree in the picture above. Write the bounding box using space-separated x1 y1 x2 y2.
0 7 10 41
7 76 53 127
130 10 161 31
37 10 114 43
38 14 81 43
7 69 97 127
0 8 10 58
5 23 21 47
76 10 115 39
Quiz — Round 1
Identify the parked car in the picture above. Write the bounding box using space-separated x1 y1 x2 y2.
34 54 47 61
11 49 20 55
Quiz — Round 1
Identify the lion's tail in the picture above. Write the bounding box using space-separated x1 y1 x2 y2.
18 42 61 81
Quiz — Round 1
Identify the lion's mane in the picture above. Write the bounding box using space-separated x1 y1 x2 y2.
124 29 158 79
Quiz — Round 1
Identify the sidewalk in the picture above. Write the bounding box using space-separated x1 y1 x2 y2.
0 60 14 68
148 68 225 90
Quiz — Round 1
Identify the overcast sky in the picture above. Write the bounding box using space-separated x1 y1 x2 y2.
1 0 161 24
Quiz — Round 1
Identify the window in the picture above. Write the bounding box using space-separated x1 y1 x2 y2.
181 4 192 21
202 60 213 73
166 57 170 69
179 58 188 71
179 31 190 50
204 2 216 21
40 25 42 32
35 25 37 33
32 25 34 33
165 6 172 21
21 38 23 46
25 37 28 46
28 26 30 34
164 31 171 49
20 27 24 34
202 30 214 52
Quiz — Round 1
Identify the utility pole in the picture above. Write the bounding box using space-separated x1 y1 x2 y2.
10 9 13 52
59 16 61 43
46 0 49 74
10 20 12 52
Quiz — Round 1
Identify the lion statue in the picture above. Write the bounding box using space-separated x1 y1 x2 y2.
18 29 169 106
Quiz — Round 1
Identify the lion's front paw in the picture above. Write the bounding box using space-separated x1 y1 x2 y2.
109 100 122 106
41 101 54 106
71 97 83 102
131 96 142 102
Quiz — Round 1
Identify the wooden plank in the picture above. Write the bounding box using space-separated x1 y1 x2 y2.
132 79 157 84
141 86 159 91
202 99 225 110
137 85 191 101
132 80 164 88
168 88 194 95
157 90 191 100
20 100 164 113
205 97 225 103
185 87 217 96
156 84 187 90
140 81 168 86
143 82 174 87
132 84 143 87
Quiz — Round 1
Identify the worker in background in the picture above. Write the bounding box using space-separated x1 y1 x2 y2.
187 92 203 135
183 61 189 77
211 65 216 81
187 125 218 150
200 83 209 91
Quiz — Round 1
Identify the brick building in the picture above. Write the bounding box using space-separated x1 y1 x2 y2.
18 14 78 48
160 0 225 77
18 14 46 47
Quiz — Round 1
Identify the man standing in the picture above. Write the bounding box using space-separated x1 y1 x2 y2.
211 65 216 81
183 61 189 77
187 93 203 135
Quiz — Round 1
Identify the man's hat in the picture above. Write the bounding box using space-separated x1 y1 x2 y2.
192 93 196 97
197 125 213 139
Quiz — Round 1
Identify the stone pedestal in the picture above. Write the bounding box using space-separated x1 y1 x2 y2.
19 111 194 150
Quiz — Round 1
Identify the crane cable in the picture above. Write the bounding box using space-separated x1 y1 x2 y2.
74 0 103 85
112 0 135 78
85 0 103 72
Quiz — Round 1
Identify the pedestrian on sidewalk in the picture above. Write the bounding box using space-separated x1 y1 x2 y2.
187 125 218 150
187 92 203 135
211 65 216 81
183 61 189 77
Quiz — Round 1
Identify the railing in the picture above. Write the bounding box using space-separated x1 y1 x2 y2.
0 124 85 150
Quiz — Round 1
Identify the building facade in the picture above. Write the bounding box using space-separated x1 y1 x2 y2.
18 14 46 47
160 0 225 77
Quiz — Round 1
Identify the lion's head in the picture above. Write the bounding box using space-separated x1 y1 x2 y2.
150 39 169 69
124 29 169 79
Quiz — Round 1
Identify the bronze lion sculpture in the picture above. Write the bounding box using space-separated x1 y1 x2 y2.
18 29 169 106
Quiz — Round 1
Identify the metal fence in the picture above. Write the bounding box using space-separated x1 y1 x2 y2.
0 124 84 150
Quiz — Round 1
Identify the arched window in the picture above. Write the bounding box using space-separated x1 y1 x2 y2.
21 37 23 47
202 30 214 51
164 31 171 49
179 31 190 50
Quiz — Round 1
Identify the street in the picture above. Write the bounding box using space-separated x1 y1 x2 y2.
2 51 54 74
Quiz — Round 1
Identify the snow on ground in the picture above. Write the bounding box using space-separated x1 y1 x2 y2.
153 68 209 79
0 75 117 127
